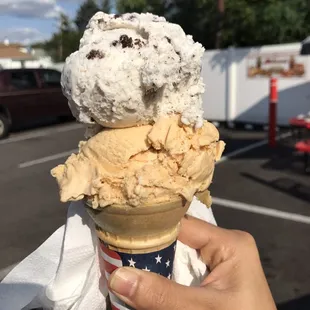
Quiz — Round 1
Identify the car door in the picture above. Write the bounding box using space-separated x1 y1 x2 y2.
38 69 71 118
5 70 41 126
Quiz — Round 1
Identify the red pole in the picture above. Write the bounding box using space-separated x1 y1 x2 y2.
269 77 278 148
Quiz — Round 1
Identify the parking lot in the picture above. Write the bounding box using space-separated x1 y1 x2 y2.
0 122 309 309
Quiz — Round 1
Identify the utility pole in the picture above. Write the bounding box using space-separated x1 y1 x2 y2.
59 15 64 61
215 0 225 49
57 13 67 61
59 29 63 62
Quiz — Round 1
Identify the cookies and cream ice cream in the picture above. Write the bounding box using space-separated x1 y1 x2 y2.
51 116 225 208
61 12 205 132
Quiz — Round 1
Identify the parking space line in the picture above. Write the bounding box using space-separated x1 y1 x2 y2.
217 131 291 164
0 123 83 145
18 149 78 168
212 197 310 225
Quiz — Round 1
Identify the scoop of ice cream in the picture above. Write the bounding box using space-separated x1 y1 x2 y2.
51 116 225 208
61 12 205 131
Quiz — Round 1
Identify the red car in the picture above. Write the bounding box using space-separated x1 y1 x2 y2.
0 68 72 139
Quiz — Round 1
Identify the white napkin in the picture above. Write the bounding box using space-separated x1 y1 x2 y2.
0 197 216 310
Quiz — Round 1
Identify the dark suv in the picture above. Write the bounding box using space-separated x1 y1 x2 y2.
0 68 72 139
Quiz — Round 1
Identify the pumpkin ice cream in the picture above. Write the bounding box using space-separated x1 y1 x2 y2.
51 115 225 208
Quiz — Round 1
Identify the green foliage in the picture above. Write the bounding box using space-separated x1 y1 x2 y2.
221 0 310 47
75 0 100 32
117 0 147 13
44 31 80 62
117 0 170 15
39 0 310 62
40 0 113 62
168 0 217 49
117 0 310 48
43 14 80 62
31 42 45 49
101 0 111 13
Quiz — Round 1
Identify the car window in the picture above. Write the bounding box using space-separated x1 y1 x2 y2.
10 71 38 90
41 70 61 87
0 73 5 91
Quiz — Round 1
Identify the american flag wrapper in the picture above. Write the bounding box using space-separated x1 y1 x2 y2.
86 196 197 310
99 239 177 310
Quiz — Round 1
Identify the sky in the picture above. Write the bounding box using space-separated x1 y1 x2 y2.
0 0 85 45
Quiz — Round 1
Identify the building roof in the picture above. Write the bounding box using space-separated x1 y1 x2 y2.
0 43 23 48
0 44 34 60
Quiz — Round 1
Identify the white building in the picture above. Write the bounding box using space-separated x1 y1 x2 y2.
0 41 54 70
202 42 310 125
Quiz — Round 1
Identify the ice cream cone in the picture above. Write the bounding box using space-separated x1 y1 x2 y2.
49 9 225 310
85 191 209 310
86 195 190 252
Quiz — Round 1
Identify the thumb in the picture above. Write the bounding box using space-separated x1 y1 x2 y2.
108 267 208 310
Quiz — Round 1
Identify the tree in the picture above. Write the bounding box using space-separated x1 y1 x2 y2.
164 0 215 48
221 0 310 48
116 0 170 16
44 14 80 62
40 0 310 63
75 0 100 33
40 0 111 62
116 0 215 48
117 0 147 13
167 0 310 49
101 0 111 12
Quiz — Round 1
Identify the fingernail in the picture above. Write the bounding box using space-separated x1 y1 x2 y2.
109 268 139 297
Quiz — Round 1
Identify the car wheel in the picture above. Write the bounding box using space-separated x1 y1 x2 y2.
0 114 9 139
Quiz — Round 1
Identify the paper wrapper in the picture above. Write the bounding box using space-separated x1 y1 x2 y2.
86 191 210 310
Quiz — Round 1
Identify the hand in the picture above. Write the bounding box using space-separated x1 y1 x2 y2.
108 215 277 310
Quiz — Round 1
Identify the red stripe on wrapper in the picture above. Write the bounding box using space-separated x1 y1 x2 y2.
103 259 119 274
99 240 122 260
98 239 140 309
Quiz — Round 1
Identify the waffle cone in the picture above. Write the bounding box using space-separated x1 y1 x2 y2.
86 190 211 254
86 197 189 253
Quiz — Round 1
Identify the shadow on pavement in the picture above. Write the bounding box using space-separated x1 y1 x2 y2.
219 128 268 155
241 173 310 204
261 141 309 175
277 294 310 310
220 128 309 175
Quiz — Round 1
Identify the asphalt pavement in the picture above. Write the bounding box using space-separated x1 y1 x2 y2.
0 122 309 309
0 122 84 277
212 128 310 308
